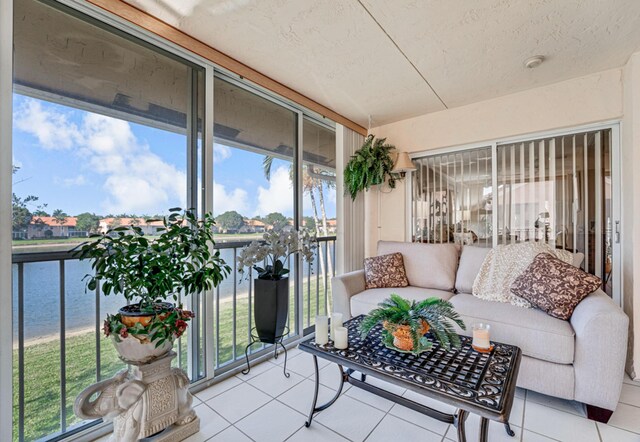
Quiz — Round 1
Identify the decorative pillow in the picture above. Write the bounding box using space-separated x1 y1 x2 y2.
510 253 602 320
364 252 409 289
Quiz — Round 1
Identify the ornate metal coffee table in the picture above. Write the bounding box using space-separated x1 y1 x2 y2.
299 315 522 442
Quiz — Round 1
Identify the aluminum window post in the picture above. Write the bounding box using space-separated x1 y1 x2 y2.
0 0 14 439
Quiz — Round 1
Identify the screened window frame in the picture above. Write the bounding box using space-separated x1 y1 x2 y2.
8 1 339 441
407 121 622 308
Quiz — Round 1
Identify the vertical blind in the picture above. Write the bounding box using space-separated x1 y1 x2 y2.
412 129 613 296
412 147 493 247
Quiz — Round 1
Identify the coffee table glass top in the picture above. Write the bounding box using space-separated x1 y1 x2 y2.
299 315 521 418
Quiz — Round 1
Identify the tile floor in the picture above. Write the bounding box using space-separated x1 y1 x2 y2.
98 347 640 442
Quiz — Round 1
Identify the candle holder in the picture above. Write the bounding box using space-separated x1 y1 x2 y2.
472 323 494 353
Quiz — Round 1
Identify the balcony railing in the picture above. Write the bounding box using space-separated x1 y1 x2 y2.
11 236 336 441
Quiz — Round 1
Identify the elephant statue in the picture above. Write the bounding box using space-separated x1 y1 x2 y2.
74 352 198 441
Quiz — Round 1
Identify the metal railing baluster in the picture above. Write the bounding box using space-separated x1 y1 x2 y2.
95 282 101 382
60 260 67 433
232 248 237 361
323 241 328 315
215 284 220 369
18 262 25 442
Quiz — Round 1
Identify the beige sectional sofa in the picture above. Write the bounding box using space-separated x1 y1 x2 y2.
331 241 629 422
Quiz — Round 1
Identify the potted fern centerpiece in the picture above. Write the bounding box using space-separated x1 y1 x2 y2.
359 294 466 355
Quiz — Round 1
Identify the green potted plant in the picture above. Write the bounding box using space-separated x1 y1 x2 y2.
237 228 316 343
359 294 466 355
75 208 230 364
344 134 400 200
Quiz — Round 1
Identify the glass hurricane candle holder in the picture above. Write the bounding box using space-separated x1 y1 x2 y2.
472 323 493 353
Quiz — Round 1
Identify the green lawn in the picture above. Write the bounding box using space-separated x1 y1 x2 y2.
13 278 331 441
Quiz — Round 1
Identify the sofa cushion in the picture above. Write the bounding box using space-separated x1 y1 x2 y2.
511 253 602 320
450 293 575 364
350 287 454 317
455 246 491 293
363 252 409 289
377 241 459 291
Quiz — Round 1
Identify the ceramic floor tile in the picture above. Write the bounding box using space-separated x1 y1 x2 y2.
620 383 640 408
446 414 522 442
247 364 305 397
624 373 640 386
607 402 640 434
235 399 305 442
367 414 442 442
195 375 243 402
208 426 252 442
277 378 338 414
235 359 277 381
525 390 586 417
271 346 303 364
362 374 407 397
388 403 451 435
523 401 599 441
598 422 640 441
285 352 330 378
182 403 230 442
287 422 349 442
317 363 351 392
315 395 385 442
521 430 560 441
345 385 395 412
206 382 272 423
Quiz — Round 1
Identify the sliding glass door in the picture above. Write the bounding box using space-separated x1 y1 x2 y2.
411 127 619 300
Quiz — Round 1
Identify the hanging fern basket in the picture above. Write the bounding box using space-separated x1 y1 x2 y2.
344 134 399 200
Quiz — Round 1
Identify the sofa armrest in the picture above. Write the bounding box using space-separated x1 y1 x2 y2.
331 270 366 318
571 289 629 410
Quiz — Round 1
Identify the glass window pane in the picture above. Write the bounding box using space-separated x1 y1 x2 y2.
213 77 297 367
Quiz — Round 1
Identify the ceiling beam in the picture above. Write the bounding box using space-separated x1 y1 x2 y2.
85 0 368 136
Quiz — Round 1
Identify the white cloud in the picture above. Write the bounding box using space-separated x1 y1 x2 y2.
54 175 87 187
213 181 249 216
14 98 187 214
213 144 232 162
14 99 82 149
255 166 293 216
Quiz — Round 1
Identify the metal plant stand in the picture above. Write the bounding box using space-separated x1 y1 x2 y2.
242 326 290 378
300 316 521 442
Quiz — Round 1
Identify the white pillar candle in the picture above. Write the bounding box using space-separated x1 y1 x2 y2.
330 312 343 341
315 315 329 345
334 326 348 350
472 323 491 350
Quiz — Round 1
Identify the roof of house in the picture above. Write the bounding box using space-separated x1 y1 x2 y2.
30 216 77 227
244 219 266 227
100 217 164 226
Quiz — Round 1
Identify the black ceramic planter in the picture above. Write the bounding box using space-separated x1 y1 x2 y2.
253 277 289 344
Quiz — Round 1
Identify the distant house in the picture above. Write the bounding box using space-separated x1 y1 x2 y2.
99 217 165 236
239 219 267 233
27 216 84 239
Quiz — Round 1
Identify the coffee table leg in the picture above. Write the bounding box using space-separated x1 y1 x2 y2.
479 417 489 442
456 409 468 442
305 357 345 428
504 422 516 436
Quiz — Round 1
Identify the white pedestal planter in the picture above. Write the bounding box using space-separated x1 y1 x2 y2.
74 351 199 441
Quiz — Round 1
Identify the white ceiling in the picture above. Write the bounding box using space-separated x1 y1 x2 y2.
123 0 640 127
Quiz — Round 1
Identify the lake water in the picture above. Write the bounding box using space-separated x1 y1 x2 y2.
12 246 330 341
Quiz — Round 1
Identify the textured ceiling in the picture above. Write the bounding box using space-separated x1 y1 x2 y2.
123 0 640 126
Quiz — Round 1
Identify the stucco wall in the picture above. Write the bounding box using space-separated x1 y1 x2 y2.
367 66 640 377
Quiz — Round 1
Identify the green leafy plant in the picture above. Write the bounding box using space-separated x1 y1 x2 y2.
344 134 399 200
75 208 231 346
359 294 466 355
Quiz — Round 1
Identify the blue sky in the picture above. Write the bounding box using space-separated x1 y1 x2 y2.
12 94 336 219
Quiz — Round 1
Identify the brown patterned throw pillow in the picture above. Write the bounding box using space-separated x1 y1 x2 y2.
510 253 602 320
364 253 409 289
